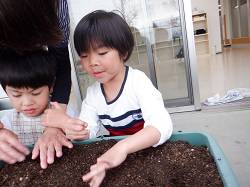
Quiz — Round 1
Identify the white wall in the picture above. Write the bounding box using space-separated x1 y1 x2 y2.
221 0 232 42
0 87 7 98
191 0 222 53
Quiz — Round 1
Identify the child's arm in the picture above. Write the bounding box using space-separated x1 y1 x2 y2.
41 102 90 140
82 125 161 187
0 127 30 164
32 127 73 169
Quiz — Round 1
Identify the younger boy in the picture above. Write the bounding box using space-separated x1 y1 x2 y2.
43 10 173 187
0 49 79 166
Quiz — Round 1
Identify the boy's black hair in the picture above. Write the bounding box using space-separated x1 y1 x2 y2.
74 10 135 62
0 49 57 91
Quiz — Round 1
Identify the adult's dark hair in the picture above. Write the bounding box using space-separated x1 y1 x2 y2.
0 0 63 54
0 49 57 91
74 10 135 62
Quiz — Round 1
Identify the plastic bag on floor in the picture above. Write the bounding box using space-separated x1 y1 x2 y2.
204 88 250 106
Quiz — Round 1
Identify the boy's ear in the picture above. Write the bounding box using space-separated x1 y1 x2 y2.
49 78 56 93
123 52 128 60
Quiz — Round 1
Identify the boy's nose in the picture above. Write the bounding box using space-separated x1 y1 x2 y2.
89 55 99 66
22 96 34 106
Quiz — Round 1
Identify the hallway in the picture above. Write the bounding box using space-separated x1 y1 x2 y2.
197 44 250 102
172 44 250 187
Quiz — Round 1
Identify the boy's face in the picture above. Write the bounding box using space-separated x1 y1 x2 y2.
6 85 53 117
80 46 126 85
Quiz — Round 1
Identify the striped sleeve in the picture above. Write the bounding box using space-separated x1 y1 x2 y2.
57 0 70 45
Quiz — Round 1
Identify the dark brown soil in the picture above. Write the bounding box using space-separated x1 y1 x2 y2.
0 140 223 187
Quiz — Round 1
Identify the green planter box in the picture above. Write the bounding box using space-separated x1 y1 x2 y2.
0 131 239 187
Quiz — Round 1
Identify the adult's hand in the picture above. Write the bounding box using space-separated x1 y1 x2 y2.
32 127 73 169
0 128 30 164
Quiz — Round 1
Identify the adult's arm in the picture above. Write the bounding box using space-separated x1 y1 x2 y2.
49 46 71 105
50 0 71 105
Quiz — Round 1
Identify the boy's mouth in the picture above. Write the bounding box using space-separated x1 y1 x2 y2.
24 109 36 114
93 71 104 78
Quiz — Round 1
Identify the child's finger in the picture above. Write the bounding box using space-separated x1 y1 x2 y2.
43 109 49 114
82 162 108 182
90 163 98 170
66 131 90 141
65 119 88 131
72 124 85 131
68 118 87 126
89 172 106 187
50 101 61 109
40 114 47 125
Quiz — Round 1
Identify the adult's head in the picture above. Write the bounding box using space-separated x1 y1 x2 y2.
0 0 63 54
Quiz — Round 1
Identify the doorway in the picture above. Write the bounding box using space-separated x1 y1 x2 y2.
230 0 250 44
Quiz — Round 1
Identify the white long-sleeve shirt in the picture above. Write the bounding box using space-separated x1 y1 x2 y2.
79 66 173 147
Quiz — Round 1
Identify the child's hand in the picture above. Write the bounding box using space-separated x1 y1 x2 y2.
0 128 30 164
64 118 90 141
42 101 90 141
83 126 161 186
82 143 128 187
41 101 71 131
32 127 73 169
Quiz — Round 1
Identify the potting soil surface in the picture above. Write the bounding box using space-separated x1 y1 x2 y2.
0 139 223 186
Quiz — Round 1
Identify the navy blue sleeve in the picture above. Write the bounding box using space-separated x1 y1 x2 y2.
50 0 71 104
49 46 71 104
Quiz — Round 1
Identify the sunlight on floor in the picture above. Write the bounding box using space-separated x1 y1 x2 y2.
197 44 250 102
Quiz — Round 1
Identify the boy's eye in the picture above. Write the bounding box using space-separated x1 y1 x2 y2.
32 92 41 96
12 95 21 98
99 52 107 55
81 55 87 58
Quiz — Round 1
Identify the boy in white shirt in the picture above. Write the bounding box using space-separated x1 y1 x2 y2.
42 10 173 187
